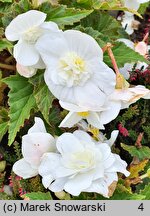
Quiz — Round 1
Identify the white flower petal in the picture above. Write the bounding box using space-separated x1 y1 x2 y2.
124 0 140 11
5 10 46 41
39 153 60 177
87 112 104 129
63 30 103 60
14 40 39 66
64 171 93 196
56 133 84 155
28 117 47 133
99 101 121 125
107 154 130 177
13 158 38 179
59 112 82 128
84 179 109 197
42 174 54 189
16 63 37 78
74 81 106 110
106 130 119 147
59 101 89 112
49 177 68 192
36 34 68 63
90 59 116 95
22 133 56 167
73 130 93 143
105 172 118 186
55 166 77 178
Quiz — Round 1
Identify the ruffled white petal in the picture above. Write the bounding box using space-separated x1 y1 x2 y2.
64 171 94 196
13 158 38 179
56 133 84 155
39 153 60 177
5 10 46 41
107 154 130 177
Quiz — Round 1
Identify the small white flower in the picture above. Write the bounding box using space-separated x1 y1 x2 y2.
110 85 150 109
36 30 116 111
5 10 61 69
13 117 56 179
121 13 139 35
39 130 129 197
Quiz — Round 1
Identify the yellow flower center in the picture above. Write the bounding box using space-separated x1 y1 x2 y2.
77 111 89 117
60 52 85 73
58 52 91 87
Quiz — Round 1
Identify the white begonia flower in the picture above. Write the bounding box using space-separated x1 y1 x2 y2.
118 38 149 79
13 117 56 179
39 130 130 197
36 30 116 111
121 13 139 35
5 10 61 68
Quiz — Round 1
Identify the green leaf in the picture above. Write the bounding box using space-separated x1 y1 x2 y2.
2 0 32 27
0 0 12 2
121 143 150 160
81 11 121 40
109 184 145 200
77 0 142 17
140 183 150 200
3 75 36 146
0 39 12 52
23 192 52 200
29 72 55 124
104 42 149 68
0 108 8 142
0 122 8 142
40 2 93 26
138 2 150 15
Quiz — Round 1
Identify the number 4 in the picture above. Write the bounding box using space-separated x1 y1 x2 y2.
138 203 144 211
